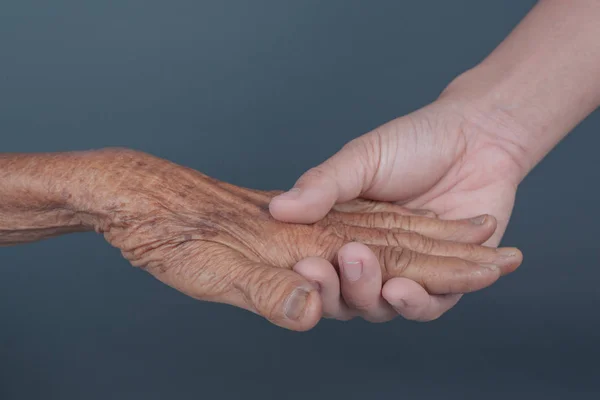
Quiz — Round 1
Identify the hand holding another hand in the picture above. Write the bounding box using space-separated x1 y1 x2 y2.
270 94 526 323
87 149 521 330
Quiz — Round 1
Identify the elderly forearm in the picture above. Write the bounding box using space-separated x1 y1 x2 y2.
0 151 96 244
442 0 600 180
0 149 137 245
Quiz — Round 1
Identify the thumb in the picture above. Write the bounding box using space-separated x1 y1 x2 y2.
269 136 378 223
236 260 323 331
152 244 323 332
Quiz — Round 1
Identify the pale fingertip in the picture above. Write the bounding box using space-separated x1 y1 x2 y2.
381 278 432 321
293 256 338 283
381 278 422 306
337 242 397 322
383 278 462 322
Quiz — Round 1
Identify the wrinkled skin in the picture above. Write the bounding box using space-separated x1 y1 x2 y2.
270 95 525 323
92 150 521 331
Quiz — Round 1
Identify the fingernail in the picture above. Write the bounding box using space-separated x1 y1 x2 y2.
469 215 487 225
284 287 311 320
497 248 518 258
275 188 301 200
342 259 363 282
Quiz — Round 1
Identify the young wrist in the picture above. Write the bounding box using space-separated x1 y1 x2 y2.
438 66 555 182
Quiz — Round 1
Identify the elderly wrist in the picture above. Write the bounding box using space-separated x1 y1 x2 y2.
63 148 160 232
26 148 148 233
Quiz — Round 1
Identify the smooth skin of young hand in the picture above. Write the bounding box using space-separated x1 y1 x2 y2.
270 0 600 322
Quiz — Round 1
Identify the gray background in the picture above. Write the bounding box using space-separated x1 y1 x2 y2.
1 1 599 399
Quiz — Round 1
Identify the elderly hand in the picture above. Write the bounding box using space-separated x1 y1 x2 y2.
291 208 507 323
81 149 521 330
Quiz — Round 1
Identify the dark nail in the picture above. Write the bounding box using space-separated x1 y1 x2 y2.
284 288 310 320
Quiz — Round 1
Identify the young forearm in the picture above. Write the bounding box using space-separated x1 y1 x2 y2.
443 0 600 179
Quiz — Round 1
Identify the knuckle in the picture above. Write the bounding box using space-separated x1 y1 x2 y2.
379 246 413 280
241 268 284 319
406 231 436 254
369 213 381 227
382 231 401 247
396 248 416 275
399 215 414 231
386 213 402 229
341 134 379 179
314 224 344 260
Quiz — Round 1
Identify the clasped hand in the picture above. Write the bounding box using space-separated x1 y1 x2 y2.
94 149 521 331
